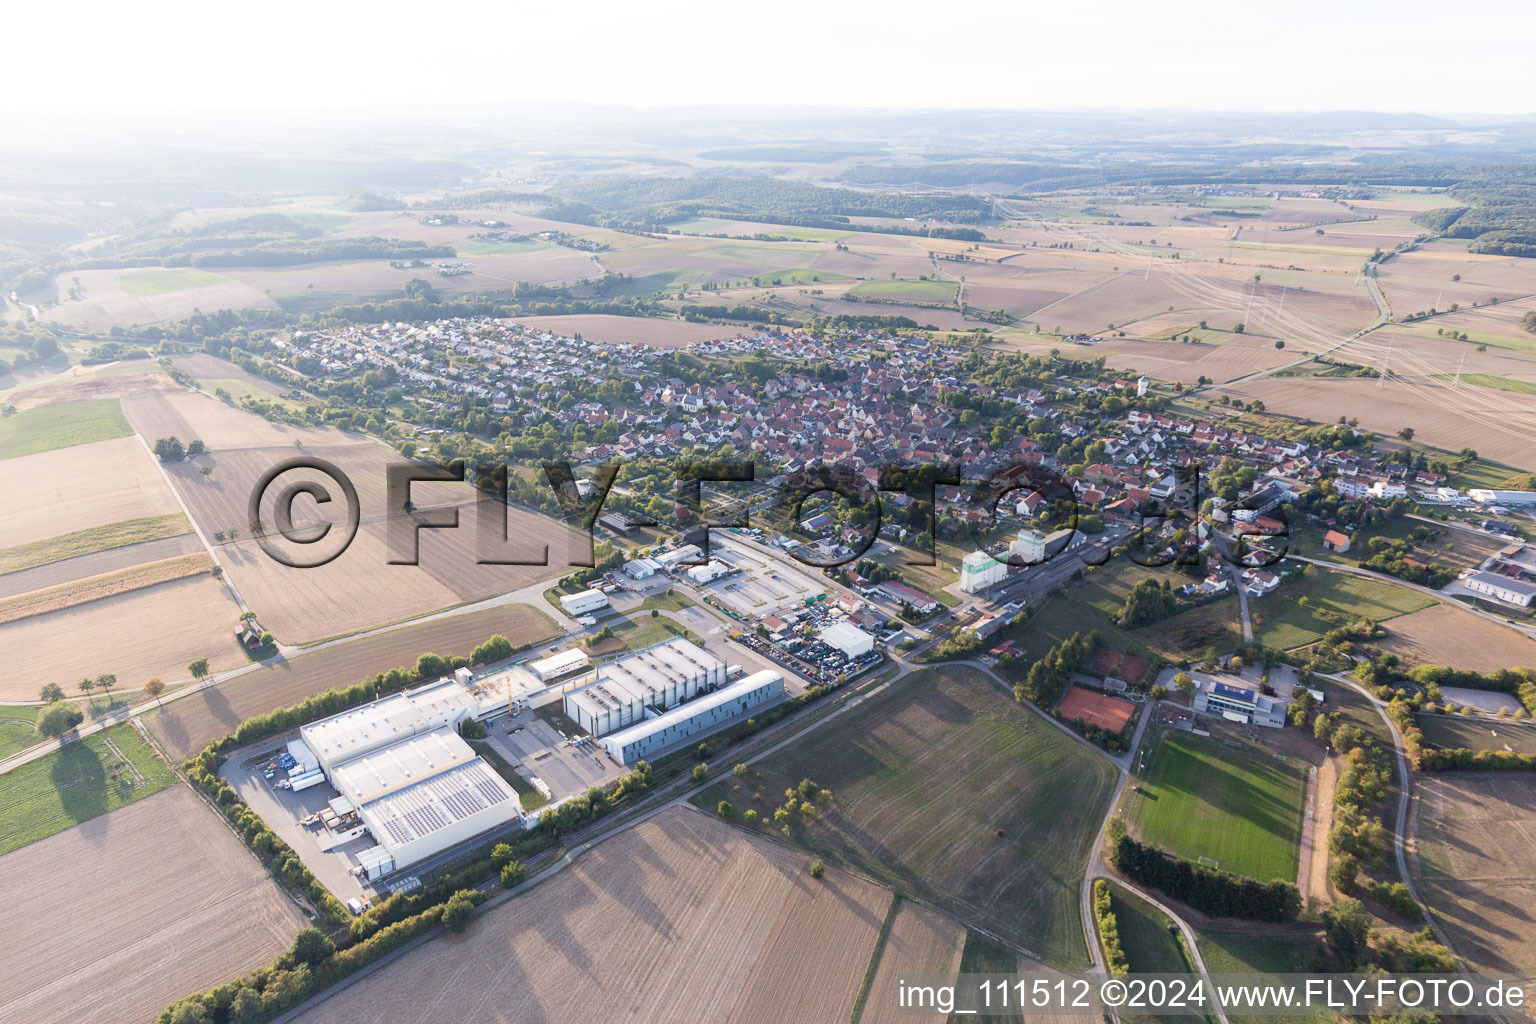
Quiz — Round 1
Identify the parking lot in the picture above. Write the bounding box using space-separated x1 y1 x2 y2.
222 754 373 901
490 714 626 801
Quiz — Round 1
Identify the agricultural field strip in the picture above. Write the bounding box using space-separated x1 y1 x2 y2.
0 512 192 575
0 551 212 625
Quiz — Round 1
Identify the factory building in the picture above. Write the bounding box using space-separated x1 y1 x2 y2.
527 648 591 682
1468 489 1536 506
686 559 730 584
299 677 477 775
960 550 1007 592
559 589 609 617
352 755 519 876
819 620 874 658
563 637 726 736
297 680 523 878
601 670 786 764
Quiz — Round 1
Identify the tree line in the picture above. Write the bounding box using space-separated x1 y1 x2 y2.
1109 829 1301 922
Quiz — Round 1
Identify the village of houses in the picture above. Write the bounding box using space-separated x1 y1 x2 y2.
271 316 1536 620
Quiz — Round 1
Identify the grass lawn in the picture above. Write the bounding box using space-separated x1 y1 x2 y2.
1432 373 1536 397
956 931 1023 1023
115 268 232 296
849 278 959 303
758 267 852 285
0 512 192 574
1006 565 1239 673
605 611 697 651
0 724 177 856
203 377 303 410
457 239 553 256
1108 881 1193 972
1413 713 1536 753
694 665 1117 968
1120 729 1306 882
0 708 41 760
0 399 132 459
1251 569 1433 650
641 590 696 612
1195 928 1326 1024
1107 881 1209 1024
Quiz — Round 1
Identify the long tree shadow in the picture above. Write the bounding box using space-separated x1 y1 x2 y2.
49 740 111 827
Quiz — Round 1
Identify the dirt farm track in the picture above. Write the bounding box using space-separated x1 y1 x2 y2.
293 806 893 1024
0 785 304 1024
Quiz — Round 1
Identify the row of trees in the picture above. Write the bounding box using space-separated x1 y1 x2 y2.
1092 879 1129 974
1109 830 1301 922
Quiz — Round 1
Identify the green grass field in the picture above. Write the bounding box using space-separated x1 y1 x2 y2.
849 278 959 303
204 377 303 410
0 513 192 574
1121 730 1306 883
1107 882 1208 1024
1195 928 1326 1024
0 708 41 760
457 239 553 256
0 724 177 856
1429 373 1536 396
1251 569 1433 650
115 268 232 296
0 399 133 460
1414 714 1536 753
757 267 852 285
696 665 1117 968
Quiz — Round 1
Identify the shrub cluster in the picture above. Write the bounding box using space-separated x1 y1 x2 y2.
1092 879 1129 974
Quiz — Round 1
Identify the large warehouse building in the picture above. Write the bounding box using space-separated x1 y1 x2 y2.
559 589 609 616
297 677 524 878
564 637 726 735
819 620 874 658
602 670 786 764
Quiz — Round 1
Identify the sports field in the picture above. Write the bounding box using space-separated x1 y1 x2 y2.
0 723 177 856
1120 730 1306 883
0 399 132 459
700 665 1117 967
1057 686 1135 732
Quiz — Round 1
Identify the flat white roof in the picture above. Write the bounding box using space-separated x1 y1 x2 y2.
361 758 517 852
330 727 477 806
566 638 723 719
605 670 784 748
300 678 475 767
529 648 591 676
820 621 873 650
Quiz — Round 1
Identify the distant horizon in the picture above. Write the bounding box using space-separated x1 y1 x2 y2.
6 0 1533 118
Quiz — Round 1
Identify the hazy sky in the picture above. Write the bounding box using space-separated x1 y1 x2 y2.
6 0 1532 117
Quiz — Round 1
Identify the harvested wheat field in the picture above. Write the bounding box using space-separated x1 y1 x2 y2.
0 574 242 701
293 806 888 1024
121 388 358 452
0 785 303 1024
1413 773 1536 977
121 392 581 642
1216 377 1536 472
1380 604 1536 674
145 601 556 760
859 901 967 1024
0 552 212 624
0 435 181 547
42 267 278 331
